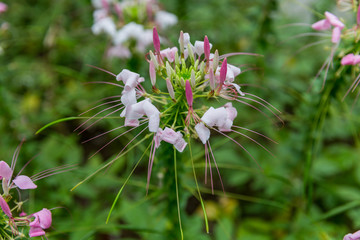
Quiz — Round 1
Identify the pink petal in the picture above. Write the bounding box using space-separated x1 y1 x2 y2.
357 3 360 26
0 195 12 218
0 160 13 180
185 80 193 107
204 35 210 61
0 2 7 13
325 11 345 29
174 137 187 152
195 123 210 144
13 175 37 189
311 19 331 31
29 227 46 237
160 127 179 144
331 27 342 43
352 230 360 239
30 208 52 229
224 102 237 121
341 54 356 65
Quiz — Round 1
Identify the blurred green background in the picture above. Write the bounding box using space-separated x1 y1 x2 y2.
1 0 360 239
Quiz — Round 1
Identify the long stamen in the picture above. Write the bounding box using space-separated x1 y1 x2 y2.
89 122 147 159
79 99 122 116
232 125 278 144
74 103 124 133
207 141 225 194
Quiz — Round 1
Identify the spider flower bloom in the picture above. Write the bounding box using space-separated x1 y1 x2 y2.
312 11 344 43
344 230 360 240
91 0 178 59
0 2 6 13
29 208 52 237
341 53 360 99
79 28 279 192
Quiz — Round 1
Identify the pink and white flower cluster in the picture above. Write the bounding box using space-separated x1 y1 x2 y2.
91 0 178 58
0 143 74 238
0 159 52 238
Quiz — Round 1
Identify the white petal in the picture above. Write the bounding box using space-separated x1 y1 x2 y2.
195 123 210 144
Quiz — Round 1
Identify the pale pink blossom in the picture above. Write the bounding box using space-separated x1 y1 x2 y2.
312 11 344 44
155 11 178 29
160 47 178 63
0 160 37 190
29 208 52 237
341 53 360 65
156 127 187 152
195 122 210 144
344 230 360 240
124 99 160 132
0 2 7 14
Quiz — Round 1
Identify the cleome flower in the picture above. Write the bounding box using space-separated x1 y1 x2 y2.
78 28 280 194
310 11 346 88
344 230 360 240
91 0 178 59
0 141 75 239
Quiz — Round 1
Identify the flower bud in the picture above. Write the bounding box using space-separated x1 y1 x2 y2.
166 62 173 78
179 31 184 54
149 50 159 69
213 50 219 70
204 35 210 61
209 67 215 90
153 27 161 54
187 43 195 64
149 61 156 86
191 69 196 87
185 80 193 107
166 78 175 100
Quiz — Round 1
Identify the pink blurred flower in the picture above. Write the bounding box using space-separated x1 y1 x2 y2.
0 2 7 13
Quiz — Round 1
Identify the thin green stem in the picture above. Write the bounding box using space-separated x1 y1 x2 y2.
188 135 209 233
173 147 184 240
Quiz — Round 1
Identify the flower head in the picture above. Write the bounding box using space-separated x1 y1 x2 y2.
0 2 7 14
91 0 178 59
80 29 279 195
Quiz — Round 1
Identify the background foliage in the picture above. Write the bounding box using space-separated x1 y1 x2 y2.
1 0 359 239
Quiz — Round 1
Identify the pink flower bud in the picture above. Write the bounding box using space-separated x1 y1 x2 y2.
153 27 161 54
0 195 12 218
204 35 210 61
312 19 331 31
149 61 156 86
114 3 122 19
166 79 175 99
219 58 228 88
331 26 342 43
358 3 360 26
185 80 193 107
341 54 356 65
